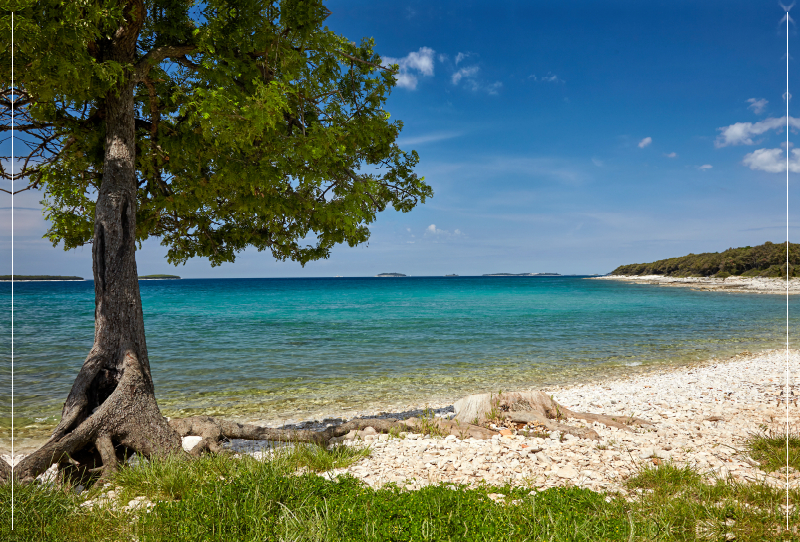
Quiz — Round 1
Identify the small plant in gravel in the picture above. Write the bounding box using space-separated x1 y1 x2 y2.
744 428 800 473
417 407 450 438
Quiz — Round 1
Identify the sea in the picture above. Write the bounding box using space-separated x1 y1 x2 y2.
0 275 795 449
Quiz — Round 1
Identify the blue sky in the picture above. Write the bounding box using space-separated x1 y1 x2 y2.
3 0 800 277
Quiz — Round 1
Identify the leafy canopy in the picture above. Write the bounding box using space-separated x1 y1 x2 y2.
1 0 432 265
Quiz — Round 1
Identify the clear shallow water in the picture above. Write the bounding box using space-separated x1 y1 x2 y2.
0 276 795 447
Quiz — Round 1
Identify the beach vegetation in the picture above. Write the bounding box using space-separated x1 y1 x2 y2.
416 408 450 439
1 0 432 484
2 449 798 541
744 427 800 473
611 241 800 277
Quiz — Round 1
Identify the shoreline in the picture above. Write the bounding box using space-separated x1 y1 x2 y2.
6 349 752 454
592 274 800 294
5 348 797 495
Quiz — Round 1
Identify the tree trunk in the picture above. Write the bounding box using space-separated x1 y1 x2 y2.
14 23 183 481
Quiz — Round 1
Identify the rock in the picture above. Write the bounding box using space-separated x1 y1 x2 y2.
638 448 655 460
554 465 579 479
182 435 203 452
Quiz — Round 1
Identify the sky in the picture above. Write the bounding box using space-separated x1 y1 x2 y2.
3 0 800 278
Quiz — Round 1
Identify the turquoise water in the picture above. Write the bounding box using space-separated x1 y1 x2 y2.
0 276 795 446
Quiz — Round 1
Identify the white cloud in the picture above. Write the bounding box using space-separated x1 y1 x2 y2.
592 158 604 167
698 164 713 170
747 98 768 115
530 72 563 83
455 52 470 65
486 82 503 95
451 66 501 95
382 47 436 90
438 53 448 63
664 152 678 158
424 224 462 237
742 147 800 172
396 131 463 146
638 137 652 148
715 116 800 147
452 66 479 85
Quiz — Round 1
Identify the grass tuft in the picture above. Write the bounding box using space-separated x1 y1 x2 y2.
744 428 800 473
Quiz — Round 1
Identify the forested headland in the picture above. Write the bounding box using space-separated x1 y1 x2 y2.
611 241 800 278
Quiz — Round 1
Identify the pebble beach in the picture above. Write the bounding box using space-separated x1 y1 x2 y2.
271 348 797 496
4 348 797 512
594 274 800 294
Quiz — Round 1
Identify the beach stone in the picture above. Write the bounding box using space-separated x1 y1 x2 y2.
554 465 579 479
181 436 203 452
638 448 655 460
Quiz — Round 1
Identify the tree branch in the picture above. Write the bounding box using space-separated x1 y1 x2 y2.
134 45 197 81
335 50 396 72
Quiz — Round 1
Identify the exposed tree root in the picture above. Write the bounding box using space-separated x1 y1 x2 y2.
13 346 182 485
453 391 652 441
0 457 10 483
169 415 498 454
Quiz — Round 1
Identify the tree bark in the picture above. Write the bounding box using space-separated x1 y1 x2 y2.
13 4 183 484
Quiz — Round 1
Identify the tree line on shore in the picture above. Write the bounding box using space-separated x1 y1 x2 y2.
611 241 800 278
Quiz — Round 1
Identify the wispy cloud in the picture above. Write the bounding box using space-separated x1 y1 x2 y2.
747 98 768 115
529 72 564 83
485 82 503 95
451 65 502 94
425 224 463 238
455 52 471 65
742 147 800 172
638 137 652 148
715 116 800 147
697 164 713 170
382 47 436 90
452 65 479 85
396 131 463 146
664 152 678 158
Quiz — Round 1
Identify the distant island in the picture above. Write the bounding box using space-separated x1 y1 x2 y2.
138 274 181 280
611 241 800 278
375 273 407 277
445 274 458 277
482 273 561 277
0 275 83 281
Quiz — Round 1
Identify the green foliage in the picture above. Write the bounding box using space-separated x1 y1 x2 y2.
1 0 431 267
744 428 800 473
612 241 800 278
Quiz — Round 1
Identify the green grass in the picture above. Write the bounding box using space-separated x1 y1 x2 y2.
2 436 800 541
744 428 800 473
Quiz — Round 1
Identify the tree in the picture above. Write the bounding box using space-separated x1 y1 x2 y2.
0 0 432 483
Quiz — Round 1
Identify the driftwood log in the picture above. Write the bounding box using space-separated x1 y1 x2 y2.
453 391 652 440
170 414 499 456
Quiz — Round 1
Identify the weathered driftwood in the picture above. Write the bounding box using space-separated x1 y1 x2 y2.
169 416 419 455
170 414 500 455
453 391 651 441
